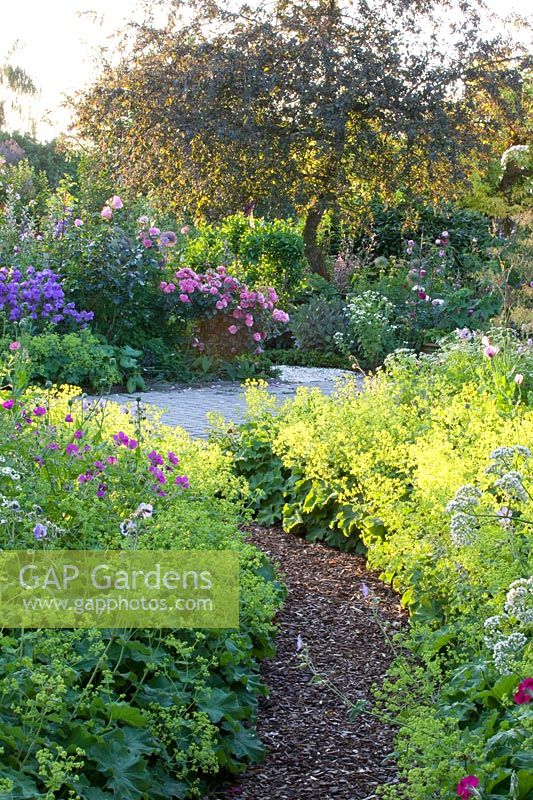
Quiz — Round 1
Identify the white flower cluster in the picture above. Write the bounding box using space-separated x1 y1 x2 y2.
493 471 529 503
505 577 533 625
483 575 532 673
485 446 531 476
445 484 482 514
342 292 396 329
449 512 479 546
492 633 528 674
0 466 21 481
446 485 482 546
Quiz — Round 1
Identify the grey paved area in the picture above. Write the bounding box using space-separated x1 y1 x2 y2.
94 366 362 438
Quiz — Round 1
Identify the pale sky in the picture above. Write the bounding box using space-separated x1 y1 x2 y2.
1 0 532 141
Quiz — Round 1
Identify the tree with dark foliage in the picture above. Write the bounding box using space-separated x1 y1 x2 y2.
76 0 530 273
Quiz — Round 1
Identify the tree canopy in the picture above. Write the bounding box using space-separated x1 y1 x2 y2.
0 45 37 133
75 0 531 272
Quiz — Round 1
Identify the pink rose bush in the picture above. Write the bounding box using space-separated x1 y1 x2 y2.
160 265 289 357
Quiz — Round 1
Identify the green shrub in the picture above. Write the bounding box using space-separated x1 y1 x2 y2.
181 214 308 299
335 291 398 369
0 384 285 799
289 295 348 354
0 329 120 391
218 333 533 799
352 200 495 275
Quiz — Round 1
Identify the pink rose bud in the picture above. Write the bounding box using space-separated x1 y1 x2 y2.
181 225 190 235
109 195 123 209
515 373 524 385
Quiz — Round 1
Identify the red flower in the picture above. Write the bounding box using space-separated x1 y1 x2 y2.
457 775 479 798
514 677 533 704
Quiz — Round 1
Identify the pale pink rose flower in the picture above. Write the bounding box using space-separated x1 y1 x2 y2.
101 206 112 220
484 345 499 358
108 195 123 209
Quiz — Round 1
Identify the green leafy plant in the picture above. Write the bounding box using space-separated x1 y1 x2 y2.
290 295 348 354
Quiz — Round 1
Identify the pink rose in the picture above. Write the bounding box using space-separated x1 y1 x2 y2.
515 373 524 385
179 294 190 303
142 238 153 248
101 206 113 220
180 225 190 235
9 341 21 351
108 195 123 209
149 227 160 236
228 325 238 335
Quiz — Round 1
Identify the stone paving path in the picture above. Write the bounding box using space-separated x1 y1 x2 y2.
99 366 362 438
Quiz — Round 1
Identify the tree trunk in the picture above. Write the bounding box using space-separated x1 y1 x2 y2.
303 199 328 276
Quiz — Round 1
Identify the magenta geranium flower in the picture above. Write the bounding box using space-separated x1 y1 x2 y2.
175 475 190 488
2 398 14 409
457 776 479 798
33 406 46 417
514 678 533 704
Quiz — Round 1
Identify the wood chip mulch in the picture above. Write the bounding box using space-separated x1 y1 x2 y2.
210 526 406 800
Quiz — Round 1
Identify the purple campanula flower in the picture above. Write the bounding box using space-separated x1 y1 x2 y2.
33 523 47 540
